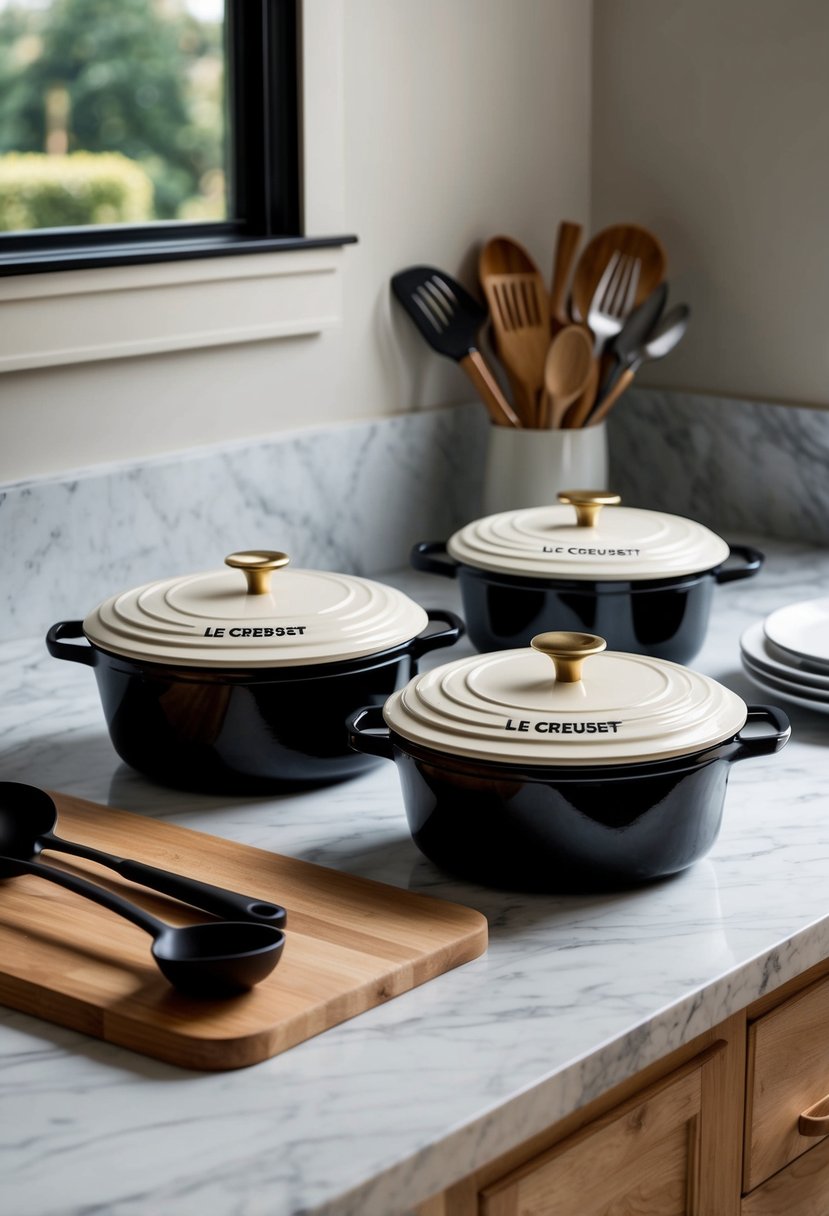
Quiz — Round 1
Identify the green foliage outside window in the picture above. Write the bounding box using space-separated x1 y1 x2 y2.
0 0 225 231
0 151 154 231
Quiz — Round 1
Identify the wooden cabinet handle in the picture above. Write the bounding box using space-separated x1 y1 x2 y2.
798 1094 829 1136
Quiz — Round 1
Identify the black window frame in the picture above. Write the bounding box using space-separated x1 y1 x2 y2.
0 0 355 277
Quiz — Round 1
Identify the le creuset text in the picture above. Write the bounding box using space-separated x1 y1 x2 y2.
504 719 624 734
203 626 307 638
541 546 641 557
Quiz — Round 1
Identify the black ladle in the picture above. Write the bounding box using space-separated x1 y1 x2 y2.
0 782 286 928
0 855 285 997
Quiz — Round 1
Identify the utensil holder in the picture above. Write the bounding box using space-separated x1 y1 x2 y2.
481 423 609 515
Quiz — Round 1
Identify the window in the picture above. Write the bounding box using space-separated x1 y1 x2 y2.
0 0 354 275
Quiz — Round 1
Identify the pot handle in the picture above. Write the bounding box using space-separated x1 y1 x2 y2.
410 541 459 579
46 621 97 667
347 706 395 761
408 609 466 660
730 706 791 762
714 544 765 584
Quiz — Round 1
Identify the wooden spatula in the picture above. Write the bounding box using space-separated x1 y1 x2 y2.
479 236 550 427
549 221 582 332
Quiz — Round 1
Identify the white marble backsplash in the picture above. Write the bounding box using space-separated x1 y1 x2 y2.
608 387 829 542
4 387 828 642
0 405 488 640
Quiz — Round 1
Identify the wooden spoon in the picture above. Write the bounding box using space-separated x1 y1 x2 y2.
561 358 599 429
479 236 550 426
570 223 667 329
540 326 594 428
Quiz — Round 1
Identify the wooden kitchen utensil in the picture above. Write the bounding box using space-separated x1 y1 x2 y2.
570 223 667 332
479 236 550 426
585 367 635 427
549 221 582 332
540 325 594 428
561 359 600 429
0 792 487 1070
391 266 519 427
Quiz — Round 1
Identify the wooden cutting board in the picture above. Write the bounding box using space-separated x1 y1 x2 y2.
0 792 487 1071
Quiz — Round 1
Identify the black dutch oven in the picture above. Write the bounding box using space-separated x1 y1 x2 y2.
47 550 464 792
348 631 790 891
411 490 764 663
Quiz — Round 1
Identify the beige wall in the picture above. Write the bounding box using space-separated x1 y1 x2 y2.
592 0 829 407
8 1 829 483
0 0 592 482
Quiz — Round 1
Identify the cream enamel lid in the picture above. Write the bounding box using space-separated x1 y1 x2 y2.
446 491 730 581
383 632 747 766
83 551 429 668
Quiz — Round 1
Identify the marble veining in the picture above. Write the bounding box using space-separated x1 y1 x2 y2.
608 387 829 542
0 404 488 641
5 386 829 644
2 545 829 1214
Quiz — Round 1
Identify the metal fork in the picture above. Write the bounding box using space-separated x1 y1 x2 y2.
586 252 641 355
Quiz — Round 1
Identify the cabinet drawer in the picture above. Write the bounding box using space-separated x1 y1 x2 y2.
746 974 829 1191
742 1131 829 1215
480 1046 724 1216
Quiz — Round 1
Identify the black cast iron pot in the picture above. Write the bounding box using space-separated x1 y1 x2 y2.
348 702 790 892
412 491 764 664
47 609 465 793
411 539 763 664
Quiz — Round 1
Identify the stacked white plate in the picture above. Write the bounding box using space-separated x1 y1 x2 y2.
741 598 829 714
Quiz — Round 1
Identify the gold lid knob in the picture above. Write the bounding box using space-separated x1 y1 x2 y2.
225 550 290 595
557 490 621 529
531 631 607 684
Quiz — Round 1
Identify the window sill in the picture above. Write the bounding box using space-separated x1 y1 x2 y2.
0 242 352 373
0 0 348 376
0 232 357 277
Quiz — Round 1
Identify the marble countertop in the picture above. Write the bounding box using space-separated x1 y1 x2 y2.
3 540 829 1216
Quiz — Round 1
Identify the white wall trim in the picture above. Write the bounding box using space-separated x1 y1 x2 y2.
0 248 343 372
0 0 348 374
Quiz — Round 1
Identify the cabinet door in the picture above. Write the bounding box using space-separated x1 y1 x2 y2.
745 973 829 1191
480 1046 725 1216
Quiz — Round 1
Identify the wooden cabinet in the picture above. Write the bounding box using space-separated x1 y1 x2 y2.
479 1044 724 1216
742 1136 829 1216
744 973 829 1191
417 1019 744 1216
416 960 829 1216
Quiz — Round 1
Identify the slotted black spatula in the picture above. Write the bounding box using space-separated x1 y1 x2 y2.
391 266 519 427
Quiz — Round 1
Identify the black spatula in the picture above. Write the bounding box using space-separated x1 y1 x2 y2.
391 266 519 427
